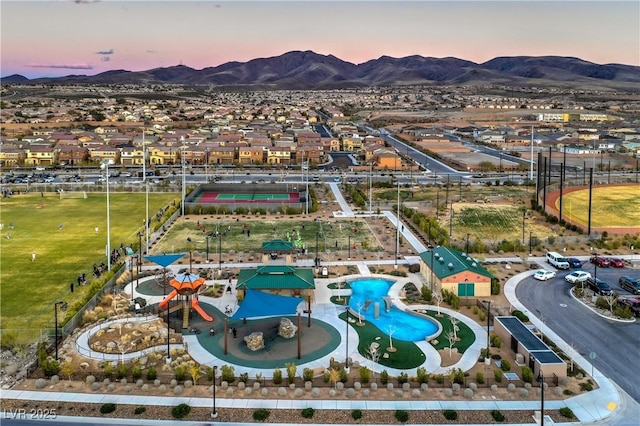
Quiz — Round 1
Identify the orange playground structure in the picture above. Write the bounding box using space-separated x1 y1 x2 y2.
159 273 212 329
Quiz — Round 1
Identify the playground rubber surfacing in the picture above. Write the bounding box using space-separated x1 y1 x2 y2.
134 279 342 369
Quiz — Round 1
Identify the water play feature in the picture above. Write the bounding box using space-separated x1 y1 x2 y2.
348 278 439 341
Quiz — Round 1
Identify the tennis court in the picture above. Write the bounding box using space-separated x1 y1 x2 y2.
195 192 300 204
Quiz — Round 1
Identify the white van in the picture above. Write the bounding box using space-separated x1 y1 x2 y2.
546 251 570 269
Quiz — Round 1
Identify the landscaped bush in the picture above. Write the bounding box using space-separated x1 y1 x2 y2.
416 367 429 384
99 403 116 414
146 367 157 381
490 333 502 348
301 408 315 419
273 368 283 384
442 409 458 420
521 366 533 383
397 372 409 384
394 410 409 422
221 365 235 383
303 368 314 382
511 310 529 322
132 365 142 380
134 407 146 415
559 407 576 419
351 409 363 420
476 371 485 385
491 409 505 422
171 403 191 419
380 370 389 385
500 359 511 371
494 369 503 383
359 366 371 383
253 408 270 421
580 381 594 391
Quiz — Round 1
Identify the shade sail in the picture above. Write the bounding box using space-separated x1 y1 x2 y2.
144 253 186 268
231 289 303 320
169 273 206 293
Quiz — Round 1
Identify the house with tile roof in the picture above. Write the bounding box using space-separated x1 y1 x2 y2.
419 246 494 297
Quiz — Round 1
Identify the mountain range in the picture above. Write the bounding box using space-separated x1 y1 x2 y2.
3 50 640 90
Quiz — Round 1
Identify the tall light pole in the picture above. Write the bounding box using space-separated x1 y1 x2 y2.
129 256 134 305
218 229 222 277
145 180 149 255
345 306 350 372
54 301 67 361
100 159 113 271
348 234 351 260
483 300 491 360
537 369 545 425
395 176 400 269
211 365 218 418
522 208 526 245
181 137 186 217
369 162 373 215
187 237 193 273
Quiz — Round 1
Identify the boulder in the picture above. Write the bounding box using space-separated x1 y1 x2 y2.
244 332 264 351
278 318 297 339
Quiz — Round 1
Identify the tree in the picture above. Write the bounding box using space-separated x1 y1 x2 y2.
449 314 459 341
355 300 365 325
445 331 457 358
387 322 397 352
366 342 381 381
433 291 443 316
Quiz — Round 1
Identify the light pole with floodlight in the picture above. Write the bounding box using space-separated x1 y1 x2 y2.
100 159 113 271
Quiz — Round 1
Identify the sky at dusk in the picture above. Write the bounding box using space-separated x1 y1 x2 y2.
1 1 638 79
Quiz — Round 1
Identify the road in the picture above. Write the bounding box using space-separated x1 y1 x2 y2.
515 264 640 404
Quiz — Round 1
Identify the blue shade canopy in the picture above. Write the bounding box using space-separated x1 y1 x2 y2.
144 254 186 268
231 289 303 320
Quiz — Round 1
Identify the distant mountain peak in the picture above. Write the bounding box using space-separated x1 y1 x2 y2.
2 51 639 90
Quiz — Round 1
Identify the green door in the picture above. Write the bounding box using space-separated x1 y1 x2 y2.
458 283 475 297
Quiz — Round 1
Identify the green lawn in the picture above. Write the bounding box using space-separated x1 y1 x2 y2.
336 300 476 370
0 192 178 337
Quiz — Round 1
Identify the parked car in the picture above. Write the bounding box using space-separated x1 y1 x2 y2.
566 257 582 268
586 277 613 296
609 257 625 268
619 276 640 295
565 271 591 284
590 255 611 268
617 297 640 317
533 269 556 281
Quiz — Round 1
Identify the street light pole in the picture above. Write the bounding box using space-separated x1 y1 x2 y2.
483 300 491 360
529 231 533 256
522 208 526 245
538 370 545 425
348 235 351 260
395 177 400 269
129 256 134 305
211 365 218 418
345 306 350 372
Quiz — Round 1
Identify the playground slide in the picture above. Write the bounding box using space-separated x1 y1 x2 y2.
159 290 178 309
191 298 213 322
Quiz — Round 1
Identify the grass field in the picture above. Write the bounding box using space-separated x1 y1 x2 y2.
557 185 640 228
152 217 382 257
452 203 555 244
0 192 178 336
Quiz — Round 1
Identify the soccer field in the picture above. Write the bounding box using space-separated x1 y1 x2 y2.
0 192 178 338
